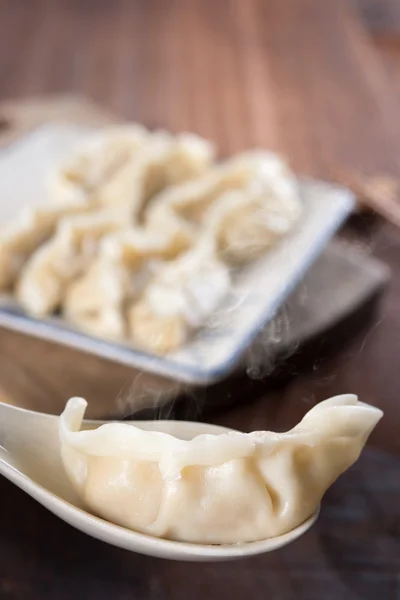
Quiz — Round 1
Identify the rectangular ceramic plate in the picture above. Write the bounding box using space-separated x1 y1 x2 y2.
0 124 355 385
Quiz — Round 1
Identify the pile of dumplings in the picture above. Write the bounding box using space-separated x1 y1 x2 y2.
0 125 303 354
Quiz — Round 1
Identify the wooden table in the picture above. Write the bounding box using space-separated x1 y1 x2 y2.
0 0 400 598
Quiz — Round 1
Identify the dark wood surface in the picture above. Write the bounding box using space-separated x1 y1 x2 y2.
1 0 400 598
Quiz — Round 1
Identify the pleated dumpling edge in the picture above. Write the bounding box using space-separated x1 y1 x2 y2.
58 394 382 544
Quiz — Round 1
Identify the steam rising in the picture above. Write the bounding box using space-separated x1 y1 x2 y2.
113 285 304 420
245 302 298 380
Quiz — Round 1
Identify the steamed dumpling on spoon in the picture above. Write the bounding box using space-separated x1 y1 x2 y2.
59 394 382 545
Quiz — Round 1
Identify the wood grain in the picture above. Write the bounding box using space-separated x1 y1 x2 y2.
0 0 399 170
0 0 400 598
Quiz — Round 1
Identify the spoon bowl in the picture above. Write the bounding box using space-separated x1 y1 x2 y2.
0 401 319 561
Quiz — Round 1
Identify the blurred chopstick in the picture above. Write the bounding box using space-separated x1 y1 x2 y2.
331 167 400 229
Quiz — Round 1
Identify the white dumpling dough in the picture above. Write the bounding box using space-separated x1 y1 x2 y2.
64 216 194 340
101 214 194 268
49 124 149 204
8 125 303 355
59 394 382 544
145 152 253 226
204 153 302 263
146 150 298 227
17 209 128 316
63 259 132 340
0 201 88 289
95 131 215 220
128 240 230 353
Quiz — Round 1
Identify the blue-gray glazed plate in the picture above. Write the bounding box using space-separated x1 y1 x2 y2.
0 124 355 385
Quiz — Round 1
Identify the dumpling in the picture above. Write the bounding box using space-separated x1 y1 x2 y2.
95 132 215 221
94 132 170 212
129 302 188 354
145 153 252 227
0 201 88 289
162 132 216 186
101 215 195 268
49 124 149 204
16 209 128 316
63 215 194 340
128 240 230 353
63 259 132 340
63 256 160 340
146 150 292 227
203 157 302 264
59 394 382 544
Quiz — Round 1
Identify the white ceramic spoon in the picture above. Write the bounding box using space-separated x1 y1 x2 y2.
0 401 319 561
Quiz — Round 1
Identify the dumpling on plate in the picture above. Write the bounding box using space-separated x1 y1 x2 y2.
16 209 128 316
162 132 216 186
146 150 292 227
64 217 194 341
63 259 133 340
128 240 230 354
95 131 215 221
0 201 88 289
59 394 382 544
101 215 195 268
64 254 161 341
129 301 188 355
204 157 302 264
145 154 252 227
49 124 149 205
